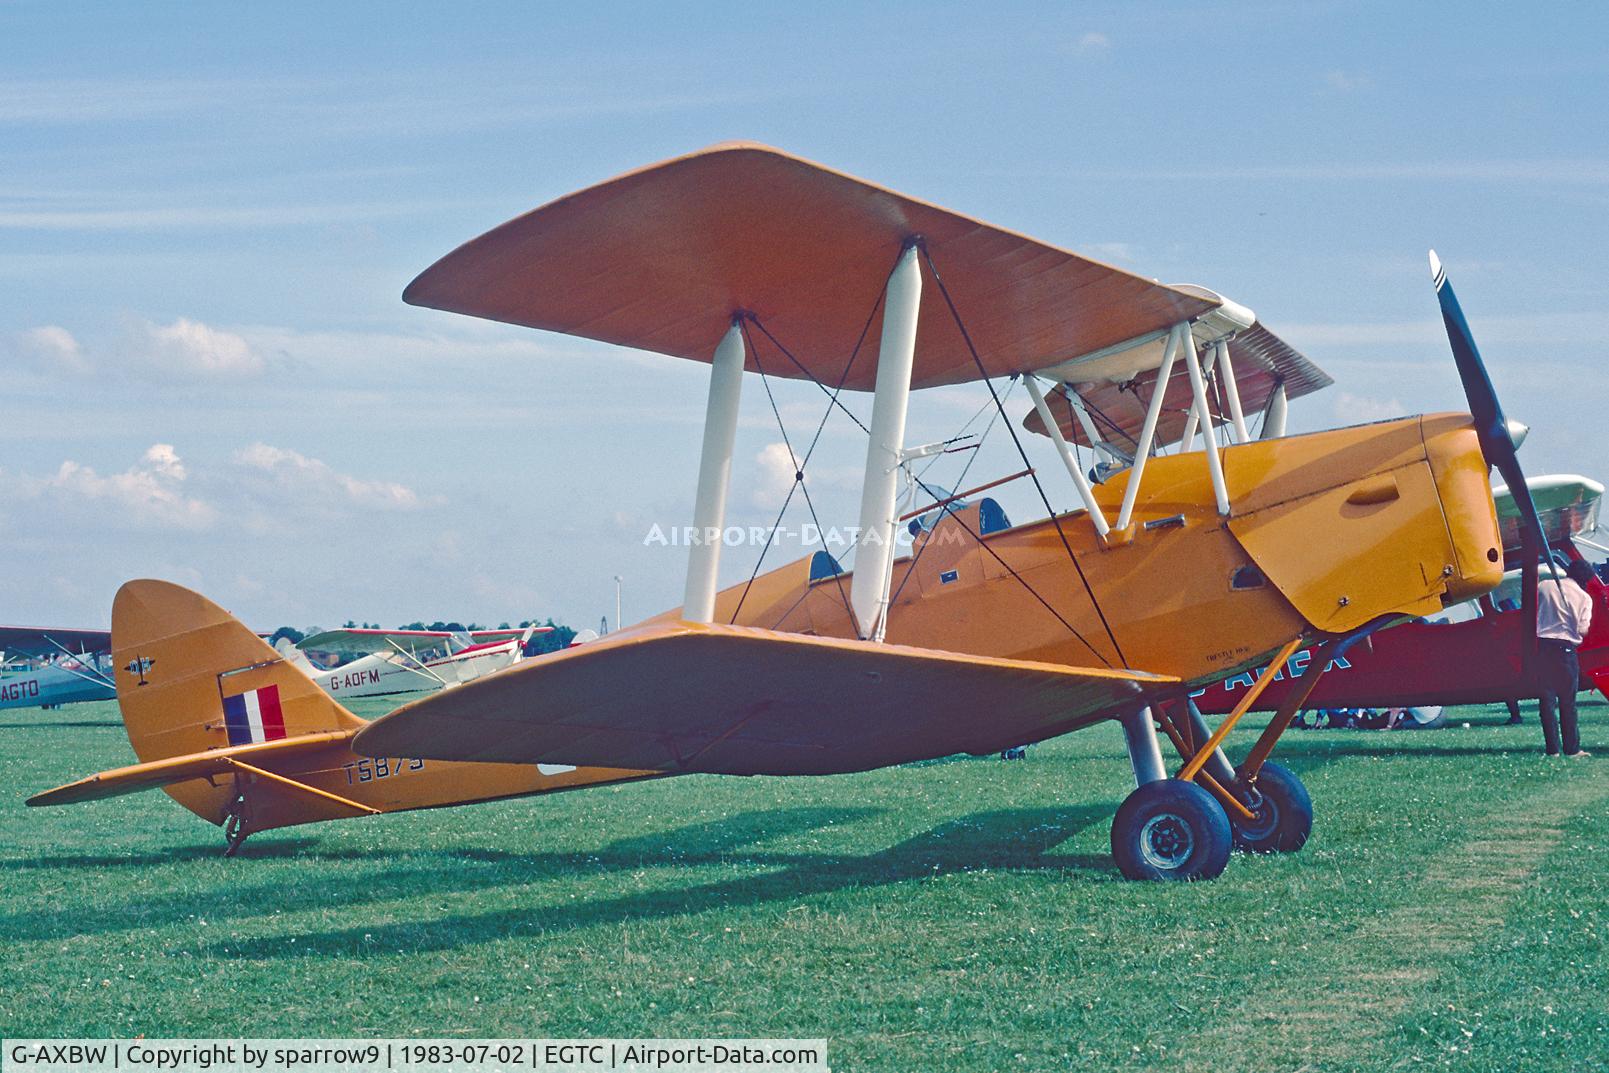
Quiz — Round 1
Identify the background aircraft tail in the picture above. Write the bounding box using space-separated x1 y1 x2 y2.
272 635 315 671
111 581 364 823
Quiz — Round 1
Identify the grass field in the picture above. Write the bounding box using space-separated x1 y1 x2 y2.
2 697 1604 1071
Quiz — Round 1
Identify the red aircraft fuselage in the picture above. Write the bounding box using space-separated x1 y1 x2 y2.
1189 545 1609 714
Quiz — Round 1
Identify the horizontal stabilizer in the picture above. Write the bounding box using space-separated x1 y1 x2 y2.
354 621 1176 776
27 730 355 807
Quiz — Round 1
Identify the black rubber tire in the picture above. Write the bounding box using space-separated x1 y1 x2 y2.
1230 762 1313 854
1111 779 1233 881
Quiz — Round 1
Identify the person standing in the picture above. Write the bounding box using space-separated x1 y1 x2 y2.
1535 560 1596 758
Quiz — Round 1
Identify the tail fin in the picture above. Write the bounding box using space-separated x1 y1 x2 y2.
112 580 364 820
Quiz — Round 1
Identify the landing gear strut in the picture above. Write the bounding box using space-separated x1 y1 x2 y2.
1175 699 1312 854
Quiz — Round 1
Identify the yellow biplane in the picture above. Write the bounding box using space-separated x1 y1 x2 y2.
33 145 1548 881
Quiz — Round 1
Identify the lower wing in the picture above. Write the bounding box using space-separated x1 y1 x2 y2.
354 621 1177 776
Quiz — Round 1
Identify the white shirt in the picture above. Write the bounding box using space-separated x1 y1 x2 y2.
1536 576 1594 645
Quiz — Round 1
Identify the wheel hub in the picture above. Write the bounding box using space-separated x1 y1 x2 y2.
1239 791 1280 840
1139 812 1195 869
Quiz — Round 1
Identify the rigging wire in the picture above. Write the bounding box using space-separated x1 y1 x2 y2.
730 318 857 625
723 273 889 624
918 243 1127 669
886 379 1016 607
903 469 1095 648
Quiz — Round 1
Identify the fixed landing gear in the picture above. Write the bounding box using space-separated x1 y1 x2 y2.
1112 778 1232 881
1227 762 1312 854
1109 706 1315 879
1111 707 1232 881
222 792 252 857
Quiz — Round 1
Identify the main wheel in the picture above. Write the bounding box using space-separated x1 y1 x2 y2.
1111 779 1232 881
1229 762 1312 854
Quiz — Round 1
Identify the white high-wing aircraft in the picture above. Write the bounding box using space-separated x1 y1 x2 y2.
277 625 551 699
0 626 116 711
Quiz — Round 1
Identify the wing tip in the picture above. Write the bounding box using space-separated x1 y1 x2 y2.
1428 249 1446 289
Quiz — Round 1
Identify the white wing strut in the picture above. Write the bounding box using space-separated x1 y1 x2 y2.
1215 339 1251 443
1182 337 1231 516
1263 383 1289 439
683 320 746 623
1115 322 1187 532
850 244 922 641
384 637 452 687
1024 375 1110 538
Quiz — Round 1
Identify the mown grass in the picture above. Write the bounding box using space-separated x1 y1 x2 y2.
1 699 1603 1071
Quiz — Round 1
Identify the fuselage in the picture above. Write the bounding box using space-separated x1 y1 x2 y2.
0 660 116 710
287 638 524 698
659 413 1504 736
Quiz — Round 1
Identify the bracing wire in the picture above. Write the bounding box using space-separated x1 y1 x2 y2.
918 243 1127 668
724 272 890 625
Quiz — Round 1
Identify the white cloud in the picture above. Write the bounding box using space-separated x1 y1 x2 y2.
33 443 216 530
138 317 264 378
11 316 270 380
753 441 801 510
14 324 89 373
233 443 426 511
1082 242 1138 265
1333 391 1407 426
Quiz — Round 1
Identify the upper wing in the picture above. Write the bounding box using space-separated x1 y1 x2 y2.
0 625 111 659
298 627 540 656
403 142 1216 391
1494 473 1604 551
27 731 356 807
354 621 1177 776
1021 323 1333 451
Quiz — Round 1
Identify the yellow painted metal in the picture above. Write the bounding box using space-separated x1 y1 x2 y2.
224 758 380 815
1239 640 1345 778
1199 771 1256 822
1178 637 1303 782
1153 707 1256 822
655 415 1502 693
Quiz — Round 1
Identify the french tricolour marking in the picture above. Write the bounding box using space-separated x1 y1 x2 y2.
223 684 287 746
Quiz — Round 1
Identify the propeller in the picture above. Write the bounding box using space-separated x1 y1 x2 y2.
1429 250 1556 640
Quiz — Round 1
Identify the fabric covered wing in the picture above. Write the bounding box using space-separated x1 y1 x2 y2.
353 621 1176 776
298 627 533 656
0 625 111 659
1021 324 1332 450
1494 474 1603 552
403 143 1215 391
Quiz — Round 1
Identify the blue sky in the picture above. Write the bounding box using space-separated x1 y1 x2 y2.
4 1 1607 630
